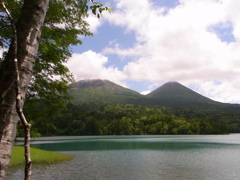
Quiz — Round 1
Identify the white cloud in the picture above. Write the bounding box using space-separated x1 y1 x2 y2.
222 0 240 40
65 0 240 103
86 13 103 33
100 0 240 103
103 44 144 57
196 79 240 103
140 90 151 95
66 50 127 87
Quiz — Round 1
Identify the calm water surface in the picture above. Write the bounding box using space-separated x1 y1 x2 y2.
6 134 240 180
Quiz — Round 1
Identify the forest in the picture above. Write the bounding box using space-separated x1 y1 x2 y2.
19 101 240 137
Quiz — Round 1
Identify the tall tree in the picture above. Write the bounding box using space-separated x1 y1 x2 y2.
0 0 110 178
0 0 49 178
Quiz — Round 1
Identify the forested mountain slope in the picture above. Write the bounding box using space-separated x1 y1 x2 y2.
147 81 215 103
69 79 152 105
146 81 234 111
69 79 240 112
22 80 240 136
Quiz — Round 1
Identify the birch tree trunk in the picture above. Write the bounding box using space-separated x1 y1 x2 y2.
0 0 49 178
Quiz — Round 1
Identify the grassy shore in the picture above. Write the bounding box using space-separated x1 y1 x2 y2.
9 146 73 170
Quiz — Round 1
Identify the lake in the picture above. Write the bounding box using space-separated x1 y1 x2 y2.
6 134 240 180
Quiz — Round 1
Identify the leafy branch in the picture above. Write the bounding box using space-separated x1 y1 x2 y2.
89 0 112 18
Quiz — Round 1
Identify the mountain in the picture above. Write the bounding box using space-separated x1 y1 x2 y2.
147 81 213 102
69 79 150 105
147 81 240 111
69 79 240 111
146 81 219 109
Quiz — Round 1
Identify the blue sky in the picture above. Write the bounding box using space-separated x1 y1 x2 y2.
67 0 240 104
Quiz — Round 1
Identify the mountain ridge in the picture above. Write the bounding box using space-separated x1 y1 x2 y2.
69 79 150 105
68 79 240 111
146 81 223 109
147 81 214 102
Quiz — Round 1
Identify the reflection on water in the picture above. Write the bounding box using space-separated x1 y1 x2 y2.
29 140 237 151
16 134 240 151
7 134 240 180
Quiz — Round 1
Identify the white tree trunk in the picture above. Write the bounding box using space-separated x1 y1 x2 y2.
0 0 49 178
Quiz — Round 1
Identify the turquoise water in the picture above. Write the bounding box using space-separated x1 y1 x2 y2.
7 134 240 180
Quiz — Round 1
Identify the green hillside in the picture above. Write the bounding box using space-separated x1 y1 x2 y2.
146 81 220 110
22 79 240 136
68 79 240 112
69 79 151 105
147 81 214 102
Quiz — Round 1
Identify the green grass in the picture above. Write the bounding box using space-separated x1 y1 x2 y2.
9 146 73 170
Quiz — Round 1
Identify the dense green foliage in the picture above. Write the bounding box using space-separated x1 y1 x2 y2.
16 80 240 137
26 0 110 118
0 0 111 122
9 146 72 170
19 102 240 137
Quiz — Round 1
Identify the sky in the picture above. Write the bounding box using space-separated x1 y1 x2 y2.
64 0 240 103
67 0 240 104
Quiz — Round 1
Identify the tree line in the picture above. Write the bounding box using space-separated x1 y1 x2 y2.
19 102 240 137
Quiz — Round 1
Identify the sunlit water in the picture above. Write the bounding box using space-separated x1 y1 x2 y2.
6 134 240 180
